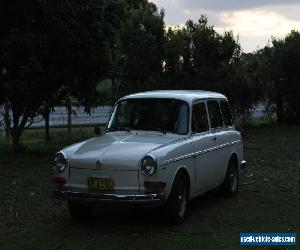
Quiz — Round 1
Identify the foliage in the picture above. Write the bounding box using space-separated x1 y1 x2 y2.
251 30 300 124
163 16 251 114
271 31 300 124
1 0 300 150
96 79 113 105
46 0 109 108
0 0 54 147
111 0 165 98
0 0 111 148
228 52 265 116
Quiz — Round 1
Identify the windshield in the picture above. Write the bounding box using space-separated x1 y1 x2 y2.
107 98 189 135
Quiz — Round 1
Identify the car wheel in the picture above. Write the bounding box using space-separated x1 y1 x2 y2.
221 157 239 197
163 171 189 225
68 201 94 221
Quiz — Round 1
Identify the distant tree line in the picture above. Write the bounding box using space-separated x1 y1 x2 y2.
0 0 299 149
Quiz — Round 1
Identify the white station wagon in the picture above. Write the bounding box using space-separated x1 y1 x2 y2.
52 90 246 224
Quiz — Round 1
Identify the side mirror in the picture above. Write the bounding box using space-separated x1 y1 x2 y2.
94 125 102 136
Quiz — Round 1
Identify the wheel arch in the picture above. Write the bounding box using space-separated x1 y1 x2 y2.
229 152 238 166
172 166 191 200
226 146 241 170
220 152 239 185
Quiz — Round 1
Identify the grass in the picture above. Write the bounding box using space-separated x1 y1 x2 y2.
0 125 299 250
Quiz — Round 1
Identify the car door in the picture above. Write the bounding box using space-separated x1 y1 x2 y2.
190 101 217 193
206 100 228 185
218 99 237 175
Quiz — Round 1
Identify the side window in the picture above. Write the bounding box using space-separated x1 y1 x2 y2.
207 100 223 128
192 102 209 133
220 100 233 126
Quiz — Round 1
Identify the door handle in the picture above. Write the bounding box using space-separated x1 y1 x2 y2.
212 135 217 141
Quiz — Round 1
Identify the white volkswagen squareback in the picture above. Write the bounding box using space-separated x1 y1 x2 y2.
52 90 246 224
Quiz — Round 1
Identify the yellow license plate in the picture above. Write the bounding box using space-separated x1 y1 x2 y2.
87 178 114 191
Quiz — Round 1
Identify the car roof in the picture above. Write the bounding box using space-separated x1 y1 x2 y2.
121 90 227 103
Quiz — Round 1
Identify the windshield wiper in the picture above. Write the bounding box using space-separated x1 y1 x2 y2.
107 126 131 132
135 126 166 135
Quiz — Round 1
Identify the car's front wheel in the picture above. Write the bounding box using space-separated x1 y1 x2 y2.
68 201 94 221
163 171 189 225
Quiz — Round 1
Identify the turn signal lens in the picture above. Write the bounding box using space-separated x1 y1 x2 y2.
144 180 166 190
51 176 66 185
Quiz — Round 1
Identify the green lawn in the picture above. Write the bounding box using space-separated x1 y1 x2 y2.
0 125 299 250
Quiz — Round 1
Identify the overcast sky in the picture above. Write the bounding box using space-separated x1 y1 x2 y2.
150 0 300 52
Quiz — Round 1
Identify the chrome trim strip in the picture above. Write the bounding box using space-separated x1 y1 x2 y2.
160 140 242 166
52 189 164 203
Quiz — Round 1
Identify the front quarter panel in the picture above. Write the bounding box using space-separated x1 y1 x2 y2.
140 137 195 200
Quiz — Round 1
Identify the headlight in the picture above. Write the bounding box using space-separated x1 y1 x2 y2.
141 155 157 176
54 152 67 173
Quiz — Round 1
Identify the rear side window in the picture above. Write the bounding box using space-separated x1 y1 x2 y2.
207 100 223 128
192 102 209 133
220 101 233 126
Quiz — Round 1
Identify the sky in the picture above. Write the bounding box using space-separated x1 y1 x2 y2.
150 0 300 52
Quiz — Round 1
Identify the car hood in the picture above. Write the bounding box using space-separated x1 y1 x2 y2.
63 132 182 170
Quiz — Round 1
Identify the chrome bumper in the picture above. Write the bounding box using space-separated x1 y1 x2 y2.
52 189 165 204
240 160 247 169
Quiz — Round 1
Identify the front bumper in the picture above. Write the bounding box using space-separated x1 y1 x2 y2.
52 189 165 205
240 160 247 169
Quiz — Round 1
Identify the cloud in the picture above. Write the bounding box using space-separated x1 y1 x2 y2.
177 0 300 11
151 1 300 52
217 10 300 36
216 9 300 52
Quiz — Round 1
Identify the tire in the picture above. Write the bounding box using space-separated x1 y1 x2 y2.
221 157 239 197
163 171 189 225
68 201 94 221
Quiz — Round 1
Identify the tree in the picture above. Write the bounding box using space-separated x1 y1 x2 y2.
272 31 300 123
164 16 246 113
164 26 194 89
0 0 111 149
0 0 52 148
226 52 265 117
111 0 166 98
257 30 300 124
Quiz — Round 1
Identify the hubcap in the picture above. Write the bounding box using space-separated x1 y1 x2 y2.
177 186 187 218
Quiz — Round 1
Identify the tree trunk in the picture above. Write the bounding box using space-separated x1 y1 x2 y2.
10 111 28 152
44 108 50 141
11 129 21 151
